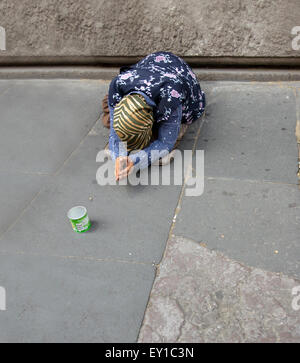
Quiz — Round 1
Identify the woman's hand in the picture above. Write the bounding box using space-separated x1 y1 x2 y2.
115 156 134 181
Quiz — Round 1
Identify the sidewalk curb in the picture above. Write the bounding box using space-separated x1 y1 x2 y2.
1 66 300 81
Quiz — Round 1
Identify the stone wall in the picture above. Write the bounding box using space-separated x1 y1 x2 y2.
0 0 299 65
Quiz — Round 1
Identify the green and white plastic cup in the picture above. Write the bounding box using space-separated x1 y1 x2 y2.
67 206 91 233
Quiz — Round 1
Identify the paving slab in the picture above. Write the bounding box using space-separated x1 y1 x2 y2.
1 79 299 343
0 102 203 264
139 82 300 342
0 80 107 174
0 80 12 94
197 83 298 184
0 172 49 235
0 252 155 342
0 79 202 342
174 178 300 278
0 133 186 264
139 236 300 343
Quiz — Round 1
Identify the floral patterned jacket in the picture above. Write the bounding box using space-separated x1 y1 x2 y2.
108 52 206 169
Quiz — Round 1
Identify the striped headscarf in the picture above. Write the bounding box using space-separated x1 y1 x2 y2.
113 94 154 152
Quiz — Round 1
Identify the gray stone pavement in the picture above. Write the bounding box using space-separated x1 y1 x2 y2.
139 236 300 343
140 81 300 343
0 79 299 342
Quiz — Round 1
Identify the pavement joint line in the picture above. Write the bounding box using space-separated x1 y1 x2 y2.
137 116 206 340
0 169 51 176
0 116 101 241
167 117 205 238
0 186 46 242
0 84 13 97
2 68 300 82
247 82 300 92
292 88 300 188
205 176 298 187
0 249 157 267
216 83 300 91
138 235 300 342
292 88 300 120
53 116 102 177
173 233 300 282
79 79 110 84
250 81 299 86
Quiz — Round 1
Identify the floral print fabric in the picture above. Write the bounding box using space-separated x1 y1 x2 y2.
108 51 205 125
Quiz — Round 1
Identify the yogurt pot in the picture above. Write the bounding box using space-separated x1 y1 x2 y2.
67 206 91 233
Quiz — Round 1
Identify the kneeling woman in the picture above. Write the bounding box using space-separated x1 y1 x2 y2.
102 52 206 180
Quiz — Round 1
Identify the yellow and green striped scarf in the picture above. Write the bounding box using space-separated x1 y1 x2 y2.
113 94 154 152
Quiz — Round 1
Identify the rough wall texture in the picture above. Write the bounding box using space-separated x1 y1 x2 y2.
0 0 299 64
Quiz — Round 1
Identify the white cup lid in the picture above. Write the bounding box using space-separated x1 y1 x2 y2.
67 206 87 220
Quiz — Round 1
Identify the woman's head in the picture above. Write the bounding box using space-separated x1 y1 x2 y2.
113 94 154 152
